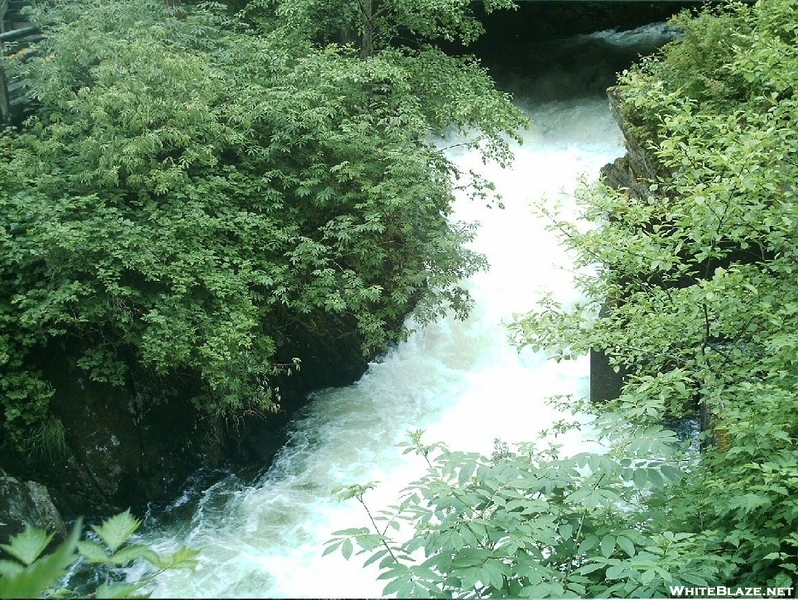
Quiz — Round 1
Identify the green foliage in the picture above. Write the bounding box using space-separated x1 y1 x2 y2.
0 527 58 568
327 426 725 598
24 417 67 460
509 0 798 589
328 0 798 594
248 0 517 57
0 0 525 436
0 510 197 598
0 521 81 599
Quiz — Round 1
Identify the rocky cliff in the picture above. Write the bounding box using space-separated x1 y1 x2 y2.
0 469 65 544
0 314 370 527
589 85 656 403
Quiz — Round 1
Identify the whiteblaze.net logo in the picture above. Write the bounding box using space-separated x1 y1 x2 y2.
669 586 795 598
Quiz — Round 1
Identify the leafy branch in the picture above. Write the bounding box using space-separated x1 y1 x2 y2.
0 510 198 599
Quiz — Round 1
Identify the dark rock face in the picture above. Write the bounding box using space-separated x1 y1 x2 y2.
0 471 66 543
234 317 371 466
486 2 691 37
600 86 662 198
591 86 659 402
0 315 370 519
1 353 231 517
590 347 628 403
464 2 691 110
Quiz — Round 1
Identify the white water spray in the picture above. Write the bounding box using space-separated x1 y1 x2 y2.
134 25 676 599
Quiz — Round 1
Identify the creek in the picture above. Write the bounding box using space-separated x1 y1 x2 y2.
125 22 678 598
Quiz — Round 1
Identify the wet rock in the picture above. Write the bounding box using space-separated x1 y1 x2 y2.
600 85 662 200
0 471 66 544
589 347 628 403
591 85 661 402
0 355 230 517
0 312 371 519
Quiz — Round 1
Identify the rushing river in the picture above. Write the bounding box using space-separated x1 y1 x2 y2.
129 23 677 598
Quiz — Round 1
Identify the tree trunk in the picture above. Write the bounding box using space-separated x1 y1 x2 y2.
0 61 10 127
1 0 8 34
164 0 183 19
360 0 373 59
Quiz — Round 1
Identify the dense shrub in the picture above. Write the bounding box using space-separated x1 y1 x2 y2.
0 0 525 437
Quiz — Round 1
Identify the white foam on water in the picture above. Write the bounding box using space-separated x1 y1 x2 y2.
135 94 623 599
129 22 689 594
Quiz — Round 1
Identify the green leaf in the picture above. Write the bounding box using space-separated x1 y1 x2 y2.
0 527 54 566
632 468 649 490
481 560 506 590
0 519 81 600
576 562 606 575
329 527 371 537
148 546 199 570
362 548 389 568
681 573 709 586
577 534 599 554
600 535 616 558
616 536 636 558
96 581 149 599
321 540 343 557
341 538 354 561
91 510 141 552
109 544 161 566
77 540 111 563
648 468 665 489
0 560 24 580
640 566 657 585
605 563 627 580
382 574 413 597
659 465 684 482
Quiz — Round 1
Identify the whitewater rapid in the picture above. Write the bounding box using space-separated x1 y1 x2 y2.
130 24 678 599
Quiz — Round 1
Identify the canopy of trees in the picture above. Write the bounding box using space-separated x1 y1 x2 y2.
0 0 525 439
330 0 798 595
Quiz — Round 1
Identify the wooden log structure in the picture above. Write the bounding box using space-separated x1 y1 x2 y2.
1 0 39 127
1 26 40 127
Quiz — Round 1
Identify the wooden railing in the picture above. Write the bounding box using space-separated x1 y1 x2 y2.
1 0 39 127
1 26 40 126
